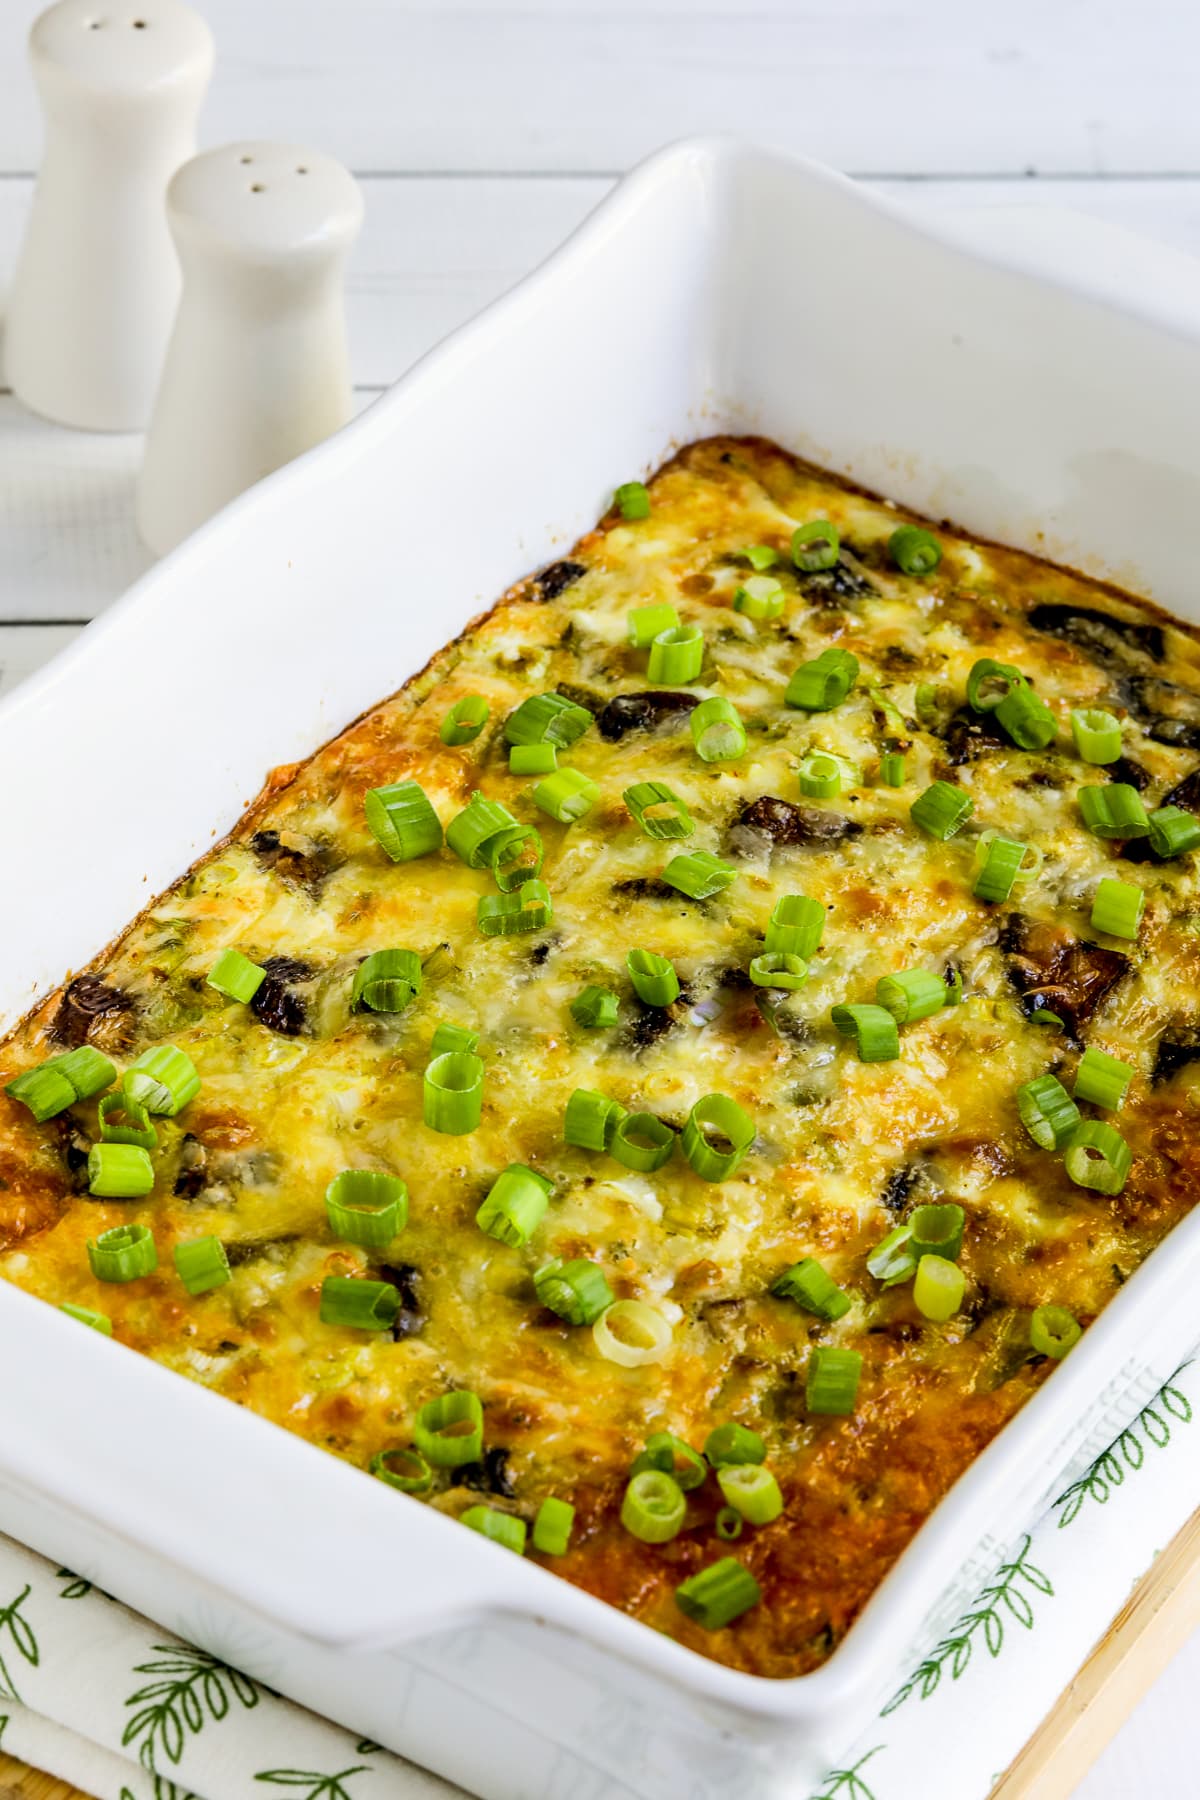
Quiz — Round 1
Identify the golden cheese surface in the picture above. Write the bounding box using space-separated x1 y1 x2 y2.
4 435 1200 1678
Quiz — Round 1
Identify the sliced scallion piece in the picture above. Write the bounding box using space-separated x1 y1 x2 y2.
614 480 651 520
532 1496 575 1555
1071 708 1122 764
765 893 825 958
532 767 600 824
621 1469 685 1543
875 968 947 1024
1078 783 1150 839
174 1235 231 1296
87 1223 157 1283
1090 876 1144 939
995 680 1056 750
785 647 859 712
888 525 942 575
913 1253 965 1321
748 952 808 991
772 1257 851 1321
87 1142 154 1199
909 1202 965 1262
490 823 544 891
966 658 1022 712
974 835 1034 905
910 780 972 840
661 849 738 900
123 1045 200 1116
97 1091 157 1151
592 1298 673 1365
364 779 443 861
681 1093 754 1182
461 1506 527 1554
414 1390 483 1467
570 984 619 1030
440 694 490 746
806 1345 862 1414
4 1061 76 1122
627 948 679 1007
207 947 266 1004
319 1276 399 1331
447 791 521 867
1030 1304 1082 1359
631 1432 707 1491
674 1557 761 1629
627 601 679 647
690 695 746 762
423 1050 484 1134
831 1002 900 1062
609 1112 675 1173
866 1222 916 1286
534 1258 613 1325
705 1422 766 1467
1074 1045 1133 1111
60 1303 112 1335
1064 1120 1132 1194
743 544 778 570
325 1169 408 1246
430 1020 479 1057
504 692 593 750
797 752 840 799
792 519 840 571
648 624 705 685
733 575 784 620
351 948 423 1015
879 750 906 787
564 1087 625 1152
508 742 557 776
477 880 553 937
1147 806 1200 858
1017 1074 1080 1150
716 1506 743 1541
623 779 694 840
476 1163 553 1247
370 1447 433 1493
718 1464 783 1526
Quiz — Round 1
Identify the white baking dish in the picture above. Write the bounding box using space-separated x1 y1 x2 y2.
3 139 1200 1798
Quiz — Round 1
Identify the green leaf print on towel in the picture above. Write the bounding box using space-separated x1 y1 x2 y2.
56 1567 95 1600
0 1585 39 1702
122 1643 260 1772
809 1747 885 1799
1056 1367 1193 1528
256 1767 369 1800
882 1535 1053 1714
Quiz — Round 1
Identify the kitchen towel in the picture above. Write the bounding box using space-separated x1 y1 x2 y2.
0 1346 1196 1800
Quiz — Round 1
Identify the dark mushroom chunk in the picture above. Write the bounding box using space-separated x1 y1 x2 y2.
377 1261 426 1339
798 562 877 605
534 560 587 602
250 830 338 897
450 1446 516 1497
1107 754 1151 791
597 690 700 742
940 707 1008 766
50 975 132 1049
620 996 688 1052
173 1133 208 1199
1162 766 1200 814
1152 1031 1200 1087
224 1234 300 1266
1027 602 1165 668
1122 675 1200 751
51 1114 92 1193
729 796 862 854
250 956 313 1037
1001 914 1129 1038
611 876 677 901
880 1164 920 1217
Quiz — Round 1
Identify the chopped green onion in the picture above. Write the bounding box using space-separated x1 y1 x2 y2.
867 1223 916 1286
910 780 973 840
447 791 521 866
888 525 942 575
966 658 1022 713
681 1093 755 1182
1071 708 1122 764
1030 1304 1082 1359
734 575 784 620
765 893 825 958
87 1223 157 1283
206 947 267 1005
648 624 705 685
704 1422 766 1467
97 1091 157 1151
974 835 1033 904
1064 1120 1133 1194
504 692 593 750
718 1464 783 1526
87 1142 154 1198
320 1275 399 1331
430 1020 479 1057
772 1257 851 1321
592 1297 673 1365
690 695 746 762
46 1049 111 1101
414 1389 483 1467
909 1202 965 1261
490 824 544 891
60 1303 112 1335
508 742 557 776
743 545 778 571
461 1506 527 1554
996 679 1056 749
532 1496 575 1555
661 849 737 899
879 751 906 787
630 1432 707 1491
532 767 600 824
325 1169 408 1246
423 1050 484 1134
4 1061 76 1122
792 518 841 571
628 601 679 647
1091 876 1144 940
440 694 490 746
875 969 948 1024
174 1235 231 1296
609 1111 676 1173
913 1253 965 1322
716 1506 744 1541
123 1045 200 1116
564 1087 625 1152
1079 783 1150 839
785 647 859 712
806 1345 862 1415
1074 1045 1133 1112
1147 806 1200 858
615 480 651 520
534 1258 614 1325
1017 1074 1080 1150
477 880 553 937
748 952 808 991
674 1558 761 1629
370 1447 433 1493
364 778 443 861
831 1002 900 1062
621 1469 686 1543
797 752 841 799
476 1163 553 1247
570 984 619 1030
351 948 422 1015
623 780 694 840
627 948 680 1007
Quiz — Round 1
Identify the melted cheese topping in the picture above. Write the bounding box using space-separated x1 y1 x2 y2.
4 436 1200 1678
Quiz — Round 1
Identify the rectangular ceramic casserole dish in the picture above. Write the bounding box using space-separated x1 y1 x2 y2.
3 140 1200 1799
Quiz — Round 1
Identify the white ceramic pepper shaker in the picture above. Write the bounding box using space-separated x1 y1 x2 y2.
136 141 364 556
5 0 213 431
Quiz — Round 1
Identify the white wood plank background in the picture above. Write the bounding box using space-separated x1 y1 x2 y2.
1 3 1199 1794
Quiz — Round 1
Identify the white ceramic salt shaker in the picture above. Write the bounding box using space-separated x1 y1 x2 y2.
5 0 213 431
136 141 363 556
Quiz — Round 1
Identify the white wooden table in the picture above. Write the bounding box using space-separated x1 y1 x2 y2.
1 2 1198 1793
